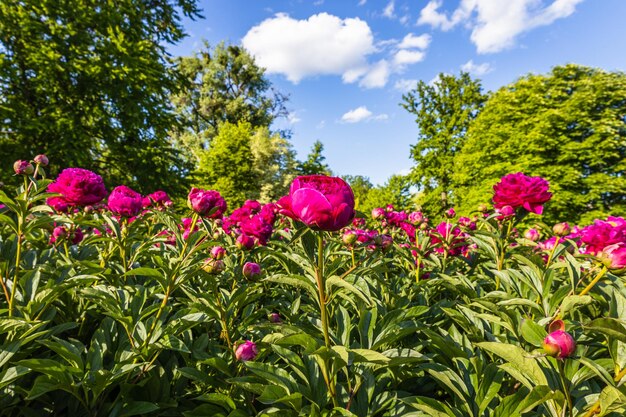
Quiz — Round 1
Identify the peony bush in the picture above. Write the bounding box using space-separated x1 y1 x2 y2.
0 159 625 416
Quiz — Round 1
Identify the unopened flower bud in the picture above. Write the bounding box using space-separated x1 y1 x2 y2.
552 222 570 237
13 160 34 175
524 228 540 241
408 211 424 225
343 230 358 246
269 313 282 323
211 246 226 260
236 234 255 250
242 262 262 280
202 258 225 274
444 208 456 218
235 340 258 361
371 207 385 220
543 330 576 359
497 205 515 218
33 154 49 166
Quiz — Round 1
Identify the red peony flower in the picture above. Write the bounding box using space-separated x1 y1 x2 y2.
108 185 143 218
277 175 355 232
492 172 552 215
47 168 107 209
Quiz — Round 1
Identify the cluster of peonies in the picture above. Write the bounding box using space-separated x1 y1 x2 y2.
223 200 277 248
49 225 83 245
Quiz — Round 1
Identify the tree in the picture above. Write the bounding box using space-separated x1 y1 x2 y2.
197 121 296 207
297 140 332 176
453 64 626 224
401 73 487 219
171 42 289 166
360 175 414 216
0 0 200 193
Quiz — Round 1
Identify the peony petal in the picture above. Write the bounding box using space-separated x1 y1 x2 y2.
291 188 332 228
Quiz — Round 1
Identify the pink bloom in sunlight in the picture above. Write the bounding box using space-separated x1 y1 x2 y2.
235 341 258 361
493 172 552 215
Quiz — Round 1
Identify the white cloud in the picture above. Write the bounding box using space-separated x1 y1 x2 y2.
393 49 426 66
242 13 375 83
398 33 432 49
359 60 391 88
399 15 410 25
417 0 583 53
394 78 418 92
358 0 367 5
383 1 395 18
461 59 492 75
340 106 388 123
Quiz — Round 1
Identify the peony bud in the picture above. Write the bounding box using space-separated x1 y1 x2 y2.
235 340 258 361
343 230 358 246
211 246 226 260
236 234 255 250
372 207 386 220
524 228 540 241
13 160 34 176
497 205 515 218
378 234 393 251
242 262 262 280
543 330 576 359
202 258 225 274
33 154 49 166
269 313 282 323
477 203 490 213
599 243 626 270
408 211 424 225
444 208 456 218
552 222 571 237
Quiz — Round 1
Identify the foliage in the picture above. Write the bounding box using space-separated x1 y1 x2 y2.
0 0 200 194
453 64 626 224
402 72 487 219
196 121 296 206
1 161 626 416
342 175 373 210
297 140 332 176
171 42 289 167
359 174 414 216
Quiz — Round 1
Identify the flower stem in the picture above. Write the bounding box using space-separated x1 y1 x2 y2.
8 217 23 317
557 359 573 417
579 265 608 296
316 231 331 348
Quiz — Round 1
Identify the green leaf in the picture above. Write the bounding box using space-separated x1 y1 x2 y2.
520 319 547 347
477 342 548 388
120 401 160 416
586 318 626 343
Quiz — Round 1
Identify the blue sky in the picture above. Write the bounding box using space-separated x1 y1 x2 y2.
167 0 626 186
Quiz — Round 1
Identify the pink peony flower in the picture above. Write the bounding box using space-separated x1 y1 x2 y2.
187 188 227 218
235 340 258 361
371 207 386 220
600 243 626 270
47 168 107 209
492 172 552 215
242 262 262 280
142 190 172 209
543 330 576 359
580 217 626 255
277 175 355 232
108 185 143 218
408 211 425 225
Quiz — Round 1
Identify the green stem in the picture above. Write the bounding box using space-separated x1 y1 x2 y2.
579 265 608 296
557 360 574 417
8 218 23 317
415 256 421 284
316 231 331 348
316 231 337 407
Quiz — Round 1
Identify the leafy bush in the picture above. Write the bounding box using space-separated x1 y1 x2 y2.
0 161 624 416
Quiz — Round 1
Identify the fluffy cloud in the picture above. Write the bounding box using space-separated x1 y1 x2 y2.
398 33 432 49
418 0 582 53
461 59 492 75
340 106 388 123
242 13 375 83
242 13 432 88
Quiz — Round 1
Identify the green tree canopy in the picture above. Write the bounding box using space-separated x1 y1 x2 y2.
171 42 289 166
453 64 626 224
297 140 332 176
360 174 414 217
197 121 296 207
401 72 487 219
0 0 200 193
